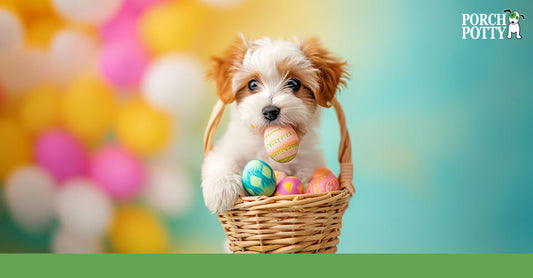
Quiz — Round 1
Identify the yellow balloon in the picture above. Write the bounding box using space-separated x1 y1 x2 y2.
116 98 171 156
62 75 115 144
109 205 169 253
26 16 62 47
0 119 31 179
14 0 52 17
140 0 207 55
18 85 62 135
0 0 53 22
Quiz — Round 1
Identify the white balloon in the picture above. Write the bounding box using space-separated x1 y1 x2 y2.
56 179 113 238
142 55 204 114
49 29 98 85
0 10 23 58
52 227 104 253
52 0 124 24
4 165 57 234
142 161 193 217
198 0 245 9
0 48 53 94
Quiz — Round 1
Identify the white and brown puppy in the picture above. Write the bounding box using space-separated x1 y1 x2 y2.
202 36 348 213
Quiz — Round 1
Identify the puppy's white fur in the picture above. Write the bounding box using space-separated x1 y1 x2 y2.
202 37 346 213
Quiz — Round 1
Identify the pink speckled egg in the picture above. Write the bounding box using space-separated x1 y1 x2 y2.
273 176 304 196
305 176 339 194
312 167 336 180
274 170 287 184
264 126 299 163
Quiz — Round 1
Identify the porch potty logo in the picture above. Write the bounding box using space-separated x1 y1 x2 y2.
462 9 525 39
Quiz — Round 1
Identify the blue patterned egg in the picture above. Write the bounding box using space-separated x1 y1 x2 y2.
241 160 276 196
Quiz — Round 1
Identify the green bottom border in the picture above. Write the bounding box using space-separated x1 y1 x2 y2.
0 254 530 277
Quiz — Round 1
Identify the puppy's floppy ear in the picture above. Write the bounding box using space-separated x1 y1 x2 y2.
300 37 349 108
209 36 249 104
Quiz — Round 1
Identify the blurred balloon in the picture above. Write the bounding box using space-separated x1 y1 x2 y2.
142 161 192 217
140 0 206 55
0 48 52 94
0 83 4 107
56 179 113 238
62 75 115 143
52 0 124 25
124 0 166 14
4 165 56 233
0 119 31 178
109 205 168 253
18 85 62 136
26 16 63 48
52 227 104 253
35 129 87 181
198 0 245 9
8 0 53 18
100 9 139 44
49 29 98 85
89 145 145 200
115 98 171 155
100 39 149 89
0 9 23 57
142 55 204 114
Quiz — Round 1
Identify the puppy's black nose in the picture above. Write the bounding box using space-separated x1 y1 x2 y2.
262 106 280 121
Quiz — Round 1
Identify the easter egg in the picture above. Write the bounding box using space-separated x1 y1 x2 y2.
241 160 276 196
274 170 287 184
273 176 304 196
312 167 336 180
305 176 339 194
264 126 299 163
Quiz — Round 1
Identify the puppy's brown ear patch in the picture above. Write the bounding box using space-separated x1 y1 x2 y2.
209 37 249 104
300 37 349 107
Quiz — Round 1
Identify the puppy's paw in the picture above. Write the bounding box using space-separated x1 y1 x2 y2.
202 174 244 214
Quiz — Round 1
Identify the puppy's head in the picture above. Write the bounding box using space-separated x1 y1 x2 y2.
505 10 525 24
209 36 348 136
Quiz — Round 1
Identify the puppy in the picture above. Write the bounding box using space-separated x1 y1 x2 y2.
504 9 525 39
202 36 349 213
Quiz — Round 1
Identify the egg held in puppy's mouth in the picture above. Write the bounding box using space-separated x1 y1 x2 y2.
263 125 299 163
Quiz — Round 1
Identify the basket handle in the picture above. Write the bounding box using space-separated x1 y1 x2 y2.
202 98 355 195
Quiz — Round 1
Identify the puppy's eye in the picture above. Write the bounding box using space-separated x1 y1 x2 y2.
286 78 301 92
248 80 259 92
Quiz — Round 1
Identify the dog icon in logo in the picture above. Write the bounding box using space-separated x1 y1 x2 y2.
504 9 525 39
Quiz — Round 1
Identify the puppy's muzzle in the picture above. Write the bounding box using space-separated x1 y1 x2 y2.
262 106 280 121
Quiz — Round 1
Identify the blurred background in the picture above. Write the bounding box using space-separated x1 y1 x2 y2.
0 0 531 253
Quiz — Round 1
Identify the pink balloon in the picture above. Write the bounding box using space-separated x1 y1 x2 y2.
100 11 139 43
35 130 87 182
89 145 145 200
100 0 166 43
123 0 166 14
100 39 148 89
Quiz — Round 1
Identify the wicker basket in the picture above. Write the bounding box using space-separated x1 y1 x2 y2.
203 98 355 253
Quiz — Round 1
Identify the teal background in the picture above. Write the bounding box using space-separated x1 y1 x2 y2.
1 0 531 253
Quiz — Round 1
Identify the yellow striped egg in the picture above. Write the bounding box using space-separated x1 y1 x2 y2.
263 126 299 163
